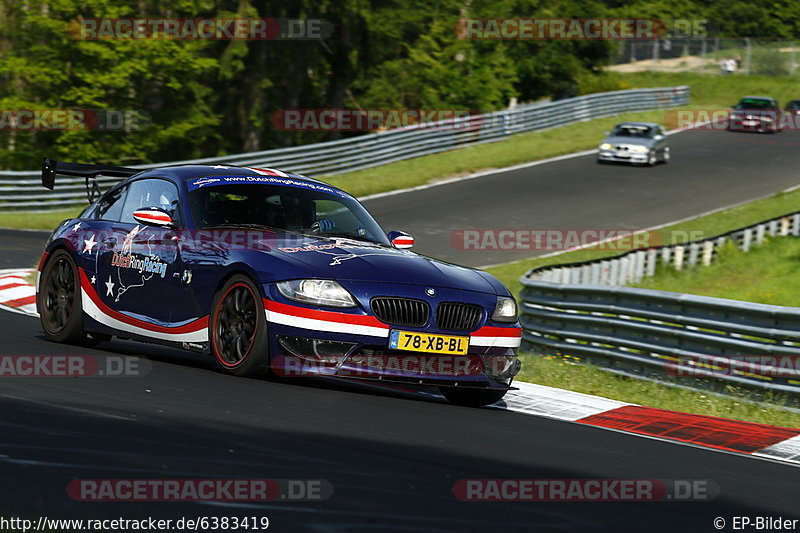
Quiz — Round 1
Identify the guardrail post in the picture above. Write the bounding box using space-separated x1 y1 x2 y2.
756 224 766 244
687 243 699 267
646 249 657 277
702 241 714 266
673 246 685 271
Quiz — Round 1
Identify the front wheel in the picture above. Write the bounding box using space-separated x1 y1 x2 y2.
210 275 270 377
440 387 508 407
661 146 670 163
646 151 657 166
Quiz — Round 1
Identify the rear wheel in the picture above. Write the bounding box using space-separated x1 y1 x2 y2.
210 275 270 377
440 387 508 407
39 250 84 344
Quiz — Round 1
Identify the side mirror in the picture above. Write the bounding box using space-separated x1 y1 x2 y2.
387 230 414 249
133 206 174 227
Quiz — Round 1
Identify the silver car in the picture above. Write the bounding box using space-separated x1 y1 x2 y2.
597 122 670 166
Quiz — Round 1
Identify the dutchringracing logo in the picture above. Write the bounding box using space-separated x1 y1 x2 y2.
111 252 168 279
191 177 221 188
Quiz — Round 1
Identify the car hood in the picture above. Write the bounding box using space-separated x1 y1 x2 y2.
601 136 655 147
245 235 502 294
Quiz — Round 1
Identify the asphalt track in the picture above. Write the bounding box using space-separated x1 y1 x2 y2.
364 129 800 267
1 128 800 531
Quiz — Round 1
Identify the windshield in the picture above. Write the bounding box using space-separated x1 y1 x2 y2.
189 183 390 245
734 98 774 110
610 124 653 138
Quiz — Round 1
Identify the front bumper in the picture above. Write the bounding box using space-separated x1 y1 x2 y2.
728 118 777 132
263 297 522 389
597 149 649 164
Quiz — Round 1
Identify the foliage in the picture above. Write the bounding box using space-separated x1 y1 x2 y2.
0 1 798 169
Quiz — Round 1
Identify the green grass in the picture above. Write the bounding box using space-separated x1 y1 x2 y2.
615 71 800 107
516 354 800 427
631 236 800 306
0 208 81 230
483 186 800 297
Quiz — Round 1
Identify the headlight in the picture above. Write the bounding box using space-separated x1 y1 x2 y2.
629 145 649 153
276 279 356 308
491 296 517 322
599 143 612 150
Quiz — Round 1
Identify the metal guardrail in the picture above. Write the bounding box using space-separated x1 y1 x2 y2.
525 211 800 285
519 280 800 402
0 86 689 210
520 211 800 401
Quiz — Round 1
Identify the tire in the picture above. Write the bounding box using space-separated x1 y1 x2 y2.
38 250 84 344
440 386 508 407
661 146 670 163
646 151 657 166
209 274 270 377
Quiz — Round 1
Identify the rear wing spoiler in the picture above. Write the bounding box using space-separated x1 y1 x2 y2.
42 158 141 203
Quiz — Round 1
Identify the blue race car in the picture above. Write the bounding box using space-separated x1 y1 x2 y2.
35 159 521 406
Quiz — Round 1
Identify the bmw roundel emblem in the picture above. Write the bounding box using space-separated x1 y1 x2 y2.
425 288 436 297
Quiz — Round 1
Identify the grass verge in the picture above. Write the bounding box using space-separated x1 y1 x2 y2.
631 235 800 307
516 354 800 427
483 186 800 297
0 208 81 231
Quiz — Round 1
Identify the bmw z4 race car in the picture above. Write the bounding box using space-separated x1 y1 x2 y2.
35 159 522 406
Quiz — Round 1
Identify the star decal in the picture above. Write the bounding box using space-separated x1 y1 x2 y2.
105 276 115 296
90 275 96 284
83 234 97 253
71 222 81 232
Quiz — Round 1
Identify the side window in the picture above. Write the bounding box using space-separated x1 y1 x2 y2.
96 186 128 221
120 179 181 225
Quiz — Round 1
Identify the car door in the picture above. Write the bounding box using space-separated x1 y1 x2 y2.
94 178 182 325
